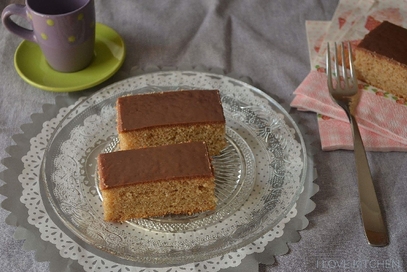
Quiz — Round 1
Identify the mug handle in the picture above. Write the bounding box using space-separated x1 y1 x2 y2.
1 4 36 43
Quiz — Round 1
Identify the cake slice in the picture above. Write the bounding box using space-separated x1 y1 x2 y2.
116 90 226 156
97 142 217 222
354 21 407 98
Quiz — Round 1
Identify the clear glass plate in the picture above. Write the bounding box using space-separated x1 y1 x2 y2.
41 71 307 265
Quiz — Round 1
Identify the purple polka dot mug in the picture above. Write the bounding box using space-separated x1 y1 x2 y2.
2 0 95 73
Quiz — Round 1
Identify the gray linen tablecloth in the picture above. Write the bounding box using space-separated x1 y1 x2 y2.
0 0 406 271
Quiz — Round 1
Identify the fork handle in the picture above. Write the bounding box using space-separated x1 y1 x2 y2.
350 114 389 246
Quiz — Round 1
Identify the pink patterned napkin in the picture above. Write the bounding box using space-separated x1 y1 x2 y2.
298 0 407 151
291 70 407 151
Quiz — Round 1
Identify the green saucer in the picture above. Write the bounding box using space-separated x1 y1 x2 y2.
14 23 126 92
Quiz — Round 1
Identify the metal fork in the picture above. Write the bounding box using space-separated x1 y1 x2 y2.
326 42 388 246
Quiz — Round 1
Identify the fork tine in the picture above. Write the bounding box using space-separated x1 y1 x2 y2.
341 42 349 89
347 41 357 88
326 43 334 90
333 42 341 89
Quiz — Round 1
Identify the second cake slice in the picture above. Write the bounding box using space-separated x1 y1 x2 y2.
116 90 226 156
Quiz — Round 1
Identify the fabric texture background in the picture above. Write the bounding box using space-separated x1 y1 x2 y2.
0 0 406 271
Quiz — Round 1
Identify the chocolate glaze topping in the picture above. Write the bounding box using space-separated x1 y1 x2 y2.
117 90 225 133
357 21 407 65
98 142 214 190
